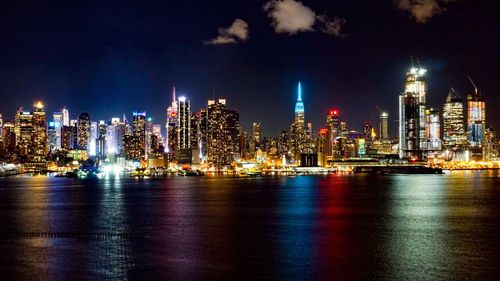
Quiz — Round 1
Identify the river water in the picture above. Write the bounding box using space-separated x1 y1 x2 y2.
1 171 499 280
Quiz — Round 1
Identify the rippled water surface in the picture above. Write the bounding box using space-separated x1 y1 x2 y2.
1 171 500 280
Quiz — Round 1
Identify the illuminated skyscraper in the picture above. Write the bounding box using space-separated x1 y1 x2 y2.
379 112 389 140
177 96 191 150
252 122 261 146
484 127 497 161
399 66 427 160
326 109 340 159
53 112 62 149
294 82 305 129
133 111 147 160
106 122 116 155
198 109 208 160
2 122 16 161
15 109 33 161
165 87 178 154
425 109 442 152
61 125 76 150
32 102 48 162
96 120 107 158
207 99 233 168
442 89 466 150
226 109 241 161
467 88 486 160
189 112 199 150
77 112 91 152
61 107 70 126
290 82 306 158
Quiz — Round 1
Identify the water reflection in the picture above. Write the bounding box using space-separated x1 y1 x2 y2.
1 173 500 280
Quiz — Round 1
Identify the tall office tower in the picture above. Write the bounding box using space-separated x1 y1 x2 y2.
252 122 261 146
239 131 249 157
207 99 230 168
47 124 57 152
2 122 16 161
379 112 389 140
61 125 75 150
198 109 208 161
290 82 306 158
399 66 428 160
133 111 147 160
52 112 62 149
226 109 241 160
31 102 48 162
316 128 327 166
16 109 33 161
77 112 91 152
151 124 163 154
165 87 178 154
114 119 126 155
425 109 442 152
277 130 290 157
189 112 199 150
326 109 340 159
467 87 486 160
443 89 466 150
484 127 497 161
61 107 70 126
89 121 97 156
145 117 153 157
177 96 191 150
106 123 116 155
96 120 107 158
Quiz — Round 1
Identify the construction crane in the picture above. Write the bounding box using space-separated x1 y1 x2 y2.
468 75 479 95
376 106 385 114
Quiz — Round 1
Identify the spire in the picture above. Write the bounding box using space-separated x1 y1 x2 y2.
297 81 302 101
294 81 304 114
172 86 176 102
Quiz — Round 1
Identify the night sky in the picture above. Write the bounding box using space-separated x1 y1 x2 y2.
1 1 499 137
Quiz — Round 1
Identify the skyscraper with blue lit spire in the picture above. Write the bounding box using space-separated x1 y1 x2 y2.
294 82 305 129
290 82 306 160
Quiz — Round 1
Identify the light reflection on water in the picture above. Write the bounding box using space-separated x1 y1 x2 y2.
0 172 500 280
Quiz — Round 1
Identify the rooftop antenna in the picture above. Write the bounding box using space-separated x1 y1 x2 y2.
467 75 478 95
410 56 415 68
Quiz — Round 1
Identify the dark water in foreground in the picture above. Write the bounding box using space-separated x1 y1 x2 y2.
1 171 500 280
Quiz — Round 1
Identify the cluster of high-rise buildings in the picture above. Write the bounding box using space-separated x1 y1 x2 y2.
398 66 493 161
0 87 244 170
0 63 497 170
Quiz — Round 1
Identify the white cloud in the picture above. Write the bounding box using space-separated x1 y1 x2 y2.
205 19 249 45
263 0 346 37
395 0 456 23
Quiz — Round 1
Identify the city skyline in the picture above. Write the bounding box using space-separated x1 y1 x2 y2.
1 1 499 136
0 66 491 140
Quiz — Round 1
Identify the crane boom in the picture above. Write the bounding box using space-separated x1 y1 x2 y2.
468 75 478 94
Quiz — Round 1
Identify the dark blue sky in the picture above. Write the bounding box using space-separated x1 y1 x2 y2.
1 1 499 136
